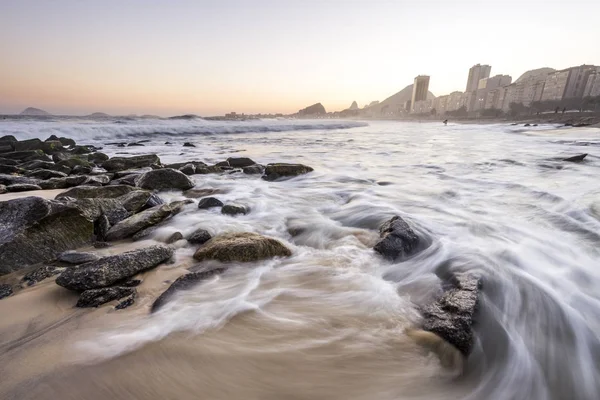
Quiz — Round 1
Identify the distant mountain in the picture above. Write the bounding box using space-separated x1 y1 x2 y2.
515 68 555 83
363 85 435 115
168 114 200 120
298 103 326 116
348 101 359 110
141 114 161 119
20 107 51 116
86 112 111 118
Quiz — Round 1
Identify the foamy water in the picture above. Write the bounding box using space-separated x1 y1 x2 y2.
2 117 600 400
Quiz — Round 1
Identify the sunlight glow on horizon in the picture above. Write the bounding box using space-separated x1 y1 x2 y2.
1 0 599 117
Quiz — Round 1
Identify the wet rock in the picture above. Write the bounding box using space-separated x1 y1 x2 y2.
193 232 291 262
55 184 137 200
131 226 158 241
243 164 265 174
221 203 248 216
166 232 184 244
65 191 153 226
151 268 226 312
88 152 109 163
115 292 136 309
183 142 196 147
2 150 51 162
183 188 223 198
84 175 111 186
22 265 62 286
25 169 68 180
0 185 6 194
95 214 110 241
58 251 100 265
128 142 145 147
105 201 189 241
71 145 95 155
56 157 92 170
422 273 481 356
197 197 224 209
108 174 138 187
15 138 64 154
0 158 19 166
144 193 164 209
102 154 161 172
135 168 194 191
121 279 142 287
0 197 94 275
0 174 40 186
227 157 256 168
56 245 174 291
195 165 224 174
0 145 14 154
38 175 87 190
0 164 24 174
262 163 314 181
113 168 153 179
72 165 93 175
0 284 13 299
6 183 42 192
76 287 136 308
187 228 211 245
373 216 420 261
563 153 587 162
215 161 230 167
179 163 196 175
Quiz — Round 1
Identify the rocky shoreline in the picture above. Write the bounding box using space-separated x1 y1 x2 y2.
0 134 480 360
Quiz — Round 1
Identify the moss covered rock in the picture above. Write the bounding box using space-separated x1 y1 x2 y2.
193 232 291 263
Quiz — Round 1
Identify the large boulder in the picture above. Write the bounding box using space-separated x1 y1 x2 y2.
2 150 51 162
64 191 154 224
193 232 292 262
38 175 88 190
58 251 100 264
197 197 223 209
6 183 42 192
55 185 137 200
22 265 62 286
187 228 211 244
0 197 94 275
105 200 189 241
15 138 64 154
135 168 194 191
221 203 248 216
227 157 256 168
25 169 68 180
151 268 226 312
55 245 173 291
422 273 481 356
0 174 40 186
76 286 136 308
262 163 314 181
373 216 421 261
102 154 161 172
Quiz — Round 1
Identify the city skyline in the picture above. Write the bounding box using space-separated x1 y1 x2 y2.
1 0 599 116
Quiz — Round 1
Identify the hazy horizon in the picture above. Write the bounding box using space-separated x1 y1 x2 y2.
1 0 599 117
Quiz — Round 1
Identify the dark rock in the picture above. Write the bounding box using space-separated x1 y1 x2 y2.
166 232 184 244
72 165 93 175
373 216 421 261
179 163 195 175
14 138 44 152
215 161 230 167
0 284 13 299
135 168 194 191
243 164 265 174
6 183 42 192
524 123 531 127
131 226 158 241
25 169 68 180
71 145 94 155
0 135 17 143
195 165 223 174
0 174 40 186
58 251 100 265
45 135 60 142
0 185 6 194
144 193 164 209
2 150 51 162
151 268 226 312
193 232 291 262
183 142 196 147
38 175 88 190
56 245 174 291
0 164 23 174
128 142 145 147
22 265 62 286
298 102 326 116
0 197 94 275
198 197 224 209
95 214 110 241
56 157 92 170
121 279 142 287
165 142 172 145
76 287 136 307
108 174 138 187
58 137 76 147
187 228 211 244
113 168 153 179
563 153 587 162
102 154 161 172
422 273 481 356
226 157 256 168
55 185 137 200
0 158 19 166
221 203 248 216
262 163 314 181
84 175 111 186
183 188 223 198
115 292 136 309
105 201 190 241
88 152 109 163
0 145 14 154
19 160 71 174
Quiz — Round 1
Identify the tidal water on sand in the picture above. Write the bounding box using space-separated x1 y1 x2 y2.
2 117 600 400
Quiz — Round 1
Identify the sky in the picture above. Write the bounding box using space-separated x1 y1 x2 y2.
1 0 599 117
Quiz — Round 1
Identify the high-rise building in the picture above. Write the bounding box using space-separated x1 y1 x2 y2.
541 70 571 101
564 65 597 99
410 75 430 113
446 91 464 112
472 74 512 111
584 69 600 97
466 64 491 93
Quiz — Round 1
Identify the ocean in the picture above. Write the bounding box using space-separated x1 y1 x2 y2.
1 116 600 400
